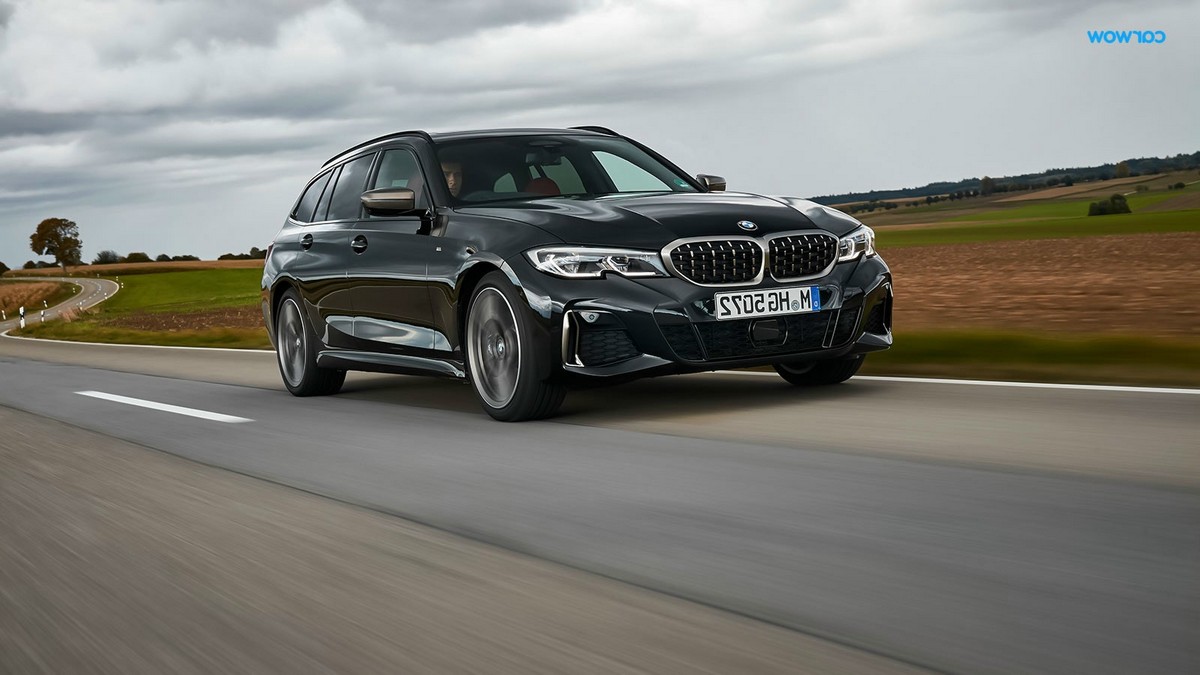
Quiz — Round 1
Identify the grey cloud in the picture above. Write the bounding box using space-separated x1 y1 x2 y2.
97 0 599 66
0 110 96 137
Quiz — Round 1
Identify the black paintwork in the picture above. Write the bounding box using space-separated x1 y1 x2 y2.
262 128 892 384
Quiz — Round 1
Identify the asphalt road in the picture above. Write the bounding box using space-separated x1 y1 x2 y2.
0 335 1197 674
0 276 119 331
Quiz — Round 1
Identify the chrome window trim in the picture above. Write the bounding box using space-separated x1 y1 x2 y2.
660 235 765 288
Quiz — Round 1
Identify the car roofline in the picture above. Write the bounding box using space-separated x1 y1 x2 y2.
322 127 618 167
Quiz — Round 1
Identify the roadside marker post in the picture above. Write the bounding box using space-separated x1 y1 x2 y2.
40 310 44 323
1 310 6 321
19 306 24 329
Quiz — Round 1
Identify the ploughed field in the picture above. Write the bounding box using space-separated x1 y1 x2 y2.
887 232 1198 337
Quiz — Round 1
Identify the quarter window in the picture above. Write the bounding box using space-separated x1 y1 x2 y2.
292 170 332 223
326 154 375 221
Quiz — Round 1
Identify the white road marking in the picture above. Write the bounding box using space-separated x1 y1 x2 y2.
76 391 254 423
717 371 1200 395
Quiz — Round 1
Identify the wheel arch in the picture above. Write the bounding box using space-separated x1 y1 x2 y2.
268 276 299 345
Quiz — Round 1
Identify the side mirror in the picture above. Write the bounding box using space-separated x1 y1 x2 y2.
697 174 726 192
361 187 417 214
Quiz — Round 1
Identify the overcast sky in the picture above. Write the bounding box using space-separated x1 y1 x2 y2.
1 0 1197 265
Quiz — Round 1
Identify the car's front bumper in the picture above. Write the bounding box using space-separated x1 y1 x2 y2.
513 253 893 382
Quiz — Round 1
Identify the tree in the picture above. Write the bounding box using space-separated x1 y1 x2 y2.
0 261 9 276
92 250 121 265
30 218 83 272
22 261 37 269
155 254 172 262
1088 193 1132 216
1115 162 1130 179
122 252 152 263
980 176 995 196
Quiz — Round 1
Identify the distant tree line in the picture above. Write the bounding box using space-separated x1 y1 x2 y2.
811 151 1200 205
91 250 201 264
218 246 268 261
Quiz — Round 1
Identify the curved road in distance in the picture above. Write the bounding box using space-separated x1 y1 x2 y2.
0 276 119 332
0 335 1196 674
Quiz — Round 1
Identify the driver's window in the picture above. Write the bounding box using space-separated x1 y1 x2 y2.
373 149 428 208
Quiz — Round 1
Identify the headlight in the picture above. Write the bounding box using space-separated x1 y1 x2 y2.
526 246 669 279
837 225 876 262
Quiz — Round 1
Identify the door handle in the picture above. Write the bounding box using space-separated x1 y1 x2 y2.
300 233 313 250
351 235 368 254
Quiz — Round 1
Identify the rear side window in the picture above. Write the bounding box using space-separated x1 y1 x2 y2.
292 170 332 223
326 154 375 221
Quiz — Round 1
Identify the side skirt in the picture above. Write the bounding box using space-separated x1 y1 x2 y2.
317 350 466 379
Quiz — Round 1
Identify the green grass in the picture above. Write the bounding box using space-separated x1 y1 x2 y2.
861 330 1199 387
103 268 262 313
17 321 270 349
876 209 1200 248
12 268 267 348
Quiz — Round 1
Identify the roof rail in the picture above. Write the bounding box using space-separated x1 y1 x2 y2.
322 130 435 167
569 125 619 136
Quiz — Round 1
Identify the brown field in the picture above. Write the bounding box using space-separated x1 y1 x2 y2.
887 231 1199 337
101 306 263 332
994 175 1154 202
2 259 263 278
1142 190 1200 212
0 282 75 317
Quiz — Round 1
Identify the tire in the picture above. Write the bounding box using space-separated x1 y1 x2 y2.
774 354 865 386
274 289 346 396
466 272 565 421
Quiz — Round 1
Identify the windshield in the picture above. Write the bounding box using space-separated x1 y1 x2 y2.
432 135 699 205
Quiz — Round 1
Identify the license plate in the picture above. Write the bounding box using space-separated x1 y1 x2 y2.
714 286 821 321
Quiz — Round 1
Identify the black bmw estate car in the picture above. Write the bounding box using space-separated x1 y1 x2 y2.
263 127 892 420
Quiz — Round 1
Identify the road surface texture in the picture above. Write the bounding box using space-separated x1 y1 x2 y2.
0 334 1197 674
0 276 119 333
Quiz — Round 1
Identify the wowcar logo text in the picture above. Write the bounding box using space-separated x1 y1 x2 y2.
1087 30 1166 44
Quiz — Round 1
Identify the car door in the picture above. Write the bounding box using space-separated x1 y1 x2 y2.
347 147 450 354
282 164 358 348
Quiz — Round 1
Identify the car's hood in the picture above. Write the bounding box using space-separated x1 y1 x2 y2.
457 192 865 248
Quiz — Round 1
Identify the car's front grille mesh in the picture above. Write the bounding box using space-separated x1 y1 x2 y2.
659 324 704 361
660 313 834 361
577 328 639 366
864 303 887 335
830 307 861 346
768 234 837 280
668 240 762 285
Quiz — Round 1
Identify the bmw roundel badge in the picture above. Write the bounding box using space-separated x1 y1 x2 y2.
737 220 758 231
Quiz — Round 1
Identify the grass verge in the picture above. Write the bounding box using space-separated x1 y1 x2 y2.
876 209 1200 248
14 322 270 349
861 330 1199 387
